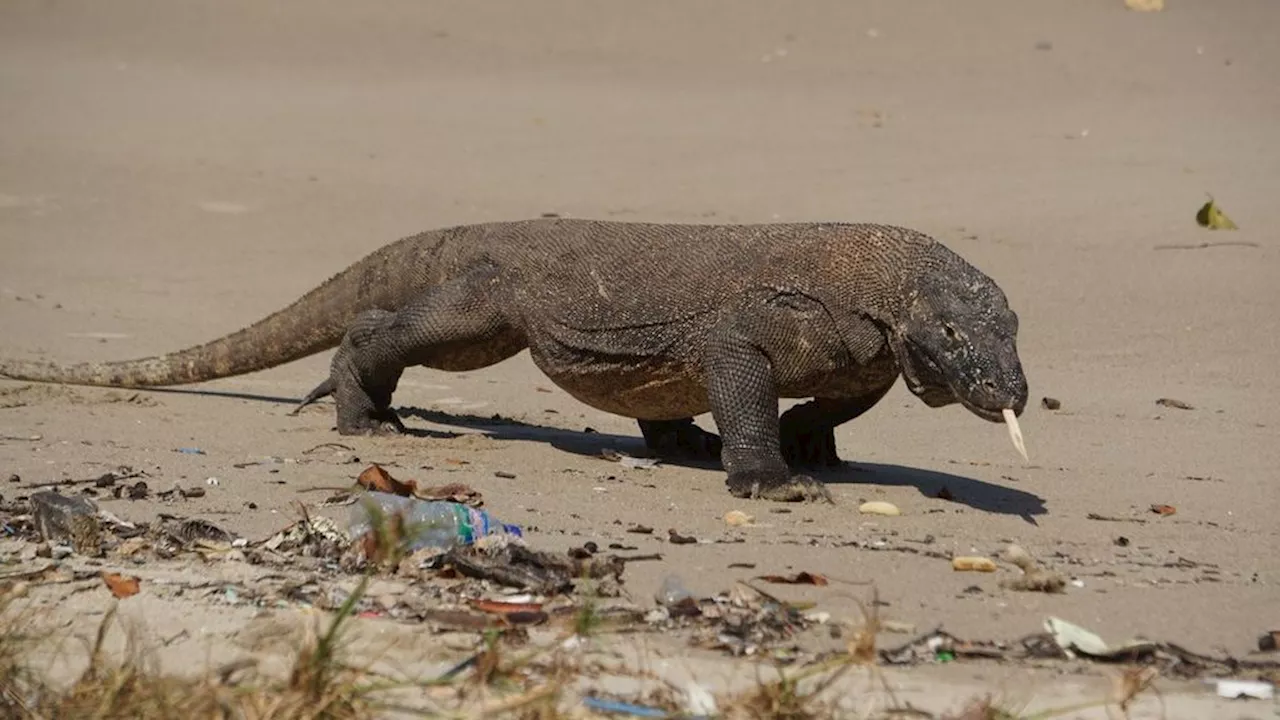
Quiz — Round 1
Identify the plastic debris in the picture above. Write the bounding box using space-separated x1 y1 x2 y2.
599 449 661 469
581 697 674 718
656 574 693 607
683 681 718 716
348 492 520 553
1212 679 1273 700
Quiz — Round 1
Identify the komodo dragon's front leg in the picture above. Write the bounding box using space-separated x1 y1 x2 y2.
325 264 526 435
702 291 867 503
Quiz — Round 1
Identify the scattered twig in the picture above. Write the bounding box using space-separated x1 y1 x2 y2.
1153 241 1257 250
300 443 356 455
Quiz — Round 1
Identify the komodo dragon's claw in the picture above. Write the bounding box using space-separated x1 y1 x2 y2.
756 475 836 504
727 470 836 504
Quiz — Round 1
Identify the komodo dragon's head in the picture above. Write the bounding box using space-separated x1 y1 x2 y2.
885 252 1029 449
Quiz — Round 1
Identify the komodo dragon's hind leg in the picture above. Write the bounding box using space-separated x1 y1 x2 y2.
778 385 894 469
323 265 525 435
638 418 722 460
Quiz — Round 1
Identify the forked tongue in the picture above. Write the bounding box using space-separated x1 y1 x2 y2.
1001 408 1029 462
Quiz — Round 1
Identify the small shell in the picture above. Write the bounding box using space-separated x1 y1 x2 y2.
858 501 901 516
723 510 755 527
952 556 998 573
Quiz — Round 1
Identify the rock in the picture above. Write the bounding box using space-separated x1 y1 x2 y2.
858 501 901 516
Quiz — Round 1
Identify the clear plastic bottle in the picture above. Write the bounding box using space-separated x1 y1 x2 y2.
348 491 522 551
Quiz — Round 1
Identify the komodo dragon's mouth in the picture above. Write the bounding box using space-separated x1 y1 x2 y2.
895 334 1028 462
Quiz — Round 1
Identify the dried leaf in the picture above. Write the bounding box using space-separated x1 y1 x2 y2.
102 572 140 598
356 464 416 496
1156 397 1194 410
756 571 830 586
1150 504 1177 516
413 482 484 507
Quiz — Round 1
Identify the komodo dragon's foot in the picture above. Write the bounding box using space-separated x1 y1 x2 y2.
290 377 403 436
326 340 407 437
337 408 406 436
638 418 722 460
779 424 843 469
726 469 835 504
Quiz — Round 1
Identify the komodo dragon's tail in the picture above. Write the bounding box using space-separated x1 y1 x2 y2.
0 233 436 391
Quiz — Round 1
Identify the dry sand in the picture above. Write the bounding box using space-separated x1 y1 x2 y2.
1 0 1278 716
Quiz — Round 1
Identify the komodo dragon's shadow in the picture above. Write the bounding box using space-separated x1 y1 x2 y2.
106 389 1044 521
395 406 1046 522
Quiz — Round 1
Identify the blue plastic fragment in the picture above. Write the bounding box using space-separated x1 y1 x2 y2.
581 697 672 718
175 447 206 455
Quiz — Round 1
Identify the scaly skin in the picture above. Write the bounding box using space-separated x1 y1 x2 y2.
0 219 1029 501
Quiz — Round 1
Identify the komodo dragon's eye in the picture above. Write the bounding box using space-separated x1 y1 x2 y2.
943 324 962 341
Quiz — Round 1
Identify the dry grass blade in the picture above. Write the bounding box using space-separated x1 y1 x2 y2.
0 567 398 719
0 590 49 719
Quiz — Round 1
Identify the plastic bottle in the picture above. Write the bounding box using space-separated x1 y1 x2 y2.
348 491 522 551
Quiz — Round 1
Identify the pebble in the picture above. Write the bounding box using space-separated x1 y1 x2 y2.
858 501 901 516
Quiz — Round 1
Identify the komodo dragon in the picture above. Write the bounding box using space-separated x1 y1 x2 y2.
0 219 1030 502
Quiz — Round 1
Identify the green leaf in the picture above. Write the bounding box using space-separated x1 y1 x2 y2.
1195 195 1238 230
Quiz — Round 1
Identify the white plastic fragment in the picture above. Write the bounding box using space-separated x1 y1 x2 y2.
1212 679 1273 700
683 681 718 715
620 455 660 469
1044 616 1111 657
858 500 901 516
